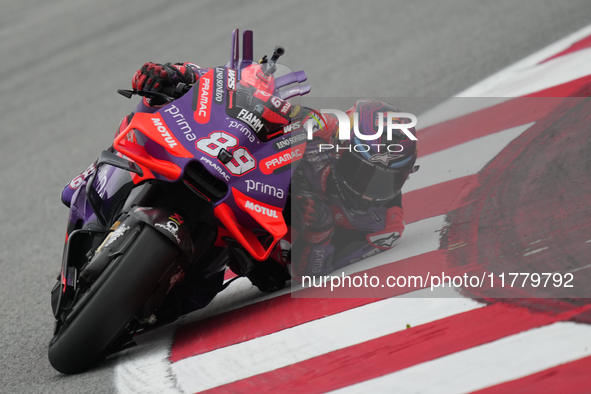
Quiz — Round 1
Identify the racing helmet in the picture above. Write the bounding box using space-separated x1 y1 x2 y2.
331 99 417 212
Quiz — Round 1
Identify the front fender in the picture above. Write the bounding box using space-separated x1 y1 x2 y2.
130 207 193 257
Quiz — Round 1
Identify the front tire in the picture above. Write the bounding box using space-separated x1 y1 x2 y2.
48 225 179 374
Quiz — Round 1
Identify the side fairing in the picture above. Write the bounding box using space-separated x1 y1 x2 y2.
63 164 134 231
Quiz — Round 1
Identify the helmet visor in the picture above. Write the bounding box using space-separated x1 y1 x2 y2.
335 150 403 201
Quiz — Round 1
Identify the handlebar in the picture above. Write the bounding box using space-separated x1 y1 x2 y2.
117 82 190 103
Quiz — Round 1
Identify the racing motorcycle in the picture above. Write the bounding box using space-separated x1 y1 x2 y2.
48 29 311 374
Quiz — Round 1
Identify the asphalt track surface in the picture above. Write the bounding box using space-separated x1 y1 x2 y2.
2 0 591 392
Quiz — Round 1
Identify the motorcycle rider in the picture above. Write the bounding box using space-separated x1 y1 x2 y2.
290 100 418 281
125 62 418 292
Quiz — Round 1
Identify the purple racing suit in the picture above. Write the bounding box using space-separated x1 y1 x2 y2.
291 109 406 279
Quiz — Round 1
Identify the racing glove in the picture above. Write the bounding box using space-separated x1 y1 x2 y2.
131 62 196 104
295 192 333 229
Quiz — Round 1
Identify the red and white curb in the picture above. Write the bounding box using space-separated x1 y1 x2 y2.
115 23 591 394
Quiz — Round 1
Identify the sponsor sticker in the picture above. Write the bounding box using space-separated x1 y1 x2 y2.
237 108 264 132
145 114 194 157
200 156 230 181
194 69 213 124
253 89 271 102
69 164 96 189
368 151 405 165
245 179 284 199
154 213 183 244
151 117 178 148
283 121 301 134
164 104 196 142
280 101 291 114
155 221 181 244
260 143 305 174
228 120 255 143
169 213 184 225
104 223 130 248
243 199 279 218
273 131 306 151
368 231 400 249
232 188 284 229
214 67 224 105
227 68 236 91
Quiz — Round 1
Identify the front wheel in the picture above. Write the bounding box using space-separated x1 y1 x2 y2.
48 224 179 374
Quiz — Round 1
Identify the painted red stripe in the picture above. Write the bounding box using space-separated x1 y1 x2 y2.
445 81 591 304
404 175 479 224
540 34 591 64
418 97 560 157
196 304 591 394
419 73 591 158
170 294 379 363
171 250 448 362
471 355 591 394
525 73 591 97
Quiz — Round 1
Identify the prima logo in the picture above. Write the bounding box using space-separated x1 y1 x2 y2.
164 104 196 141
245 179 284 199
228 120 255 143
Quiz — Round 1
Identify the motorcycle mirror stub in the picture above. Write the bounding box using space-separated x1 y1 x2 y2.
117 89 134 99
264 46 285 76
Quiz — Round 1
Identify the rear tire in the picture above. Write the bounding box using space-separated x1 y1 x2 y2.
48 225 179 374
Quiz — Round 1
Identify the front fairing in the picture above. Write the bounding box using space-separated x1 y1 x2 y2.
63 165 134 228
132 66 306 222
112 62 308 260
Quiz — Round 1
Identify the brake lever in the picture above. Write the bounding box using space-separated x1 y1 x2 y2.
117 83 191 103
116 89 176 103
